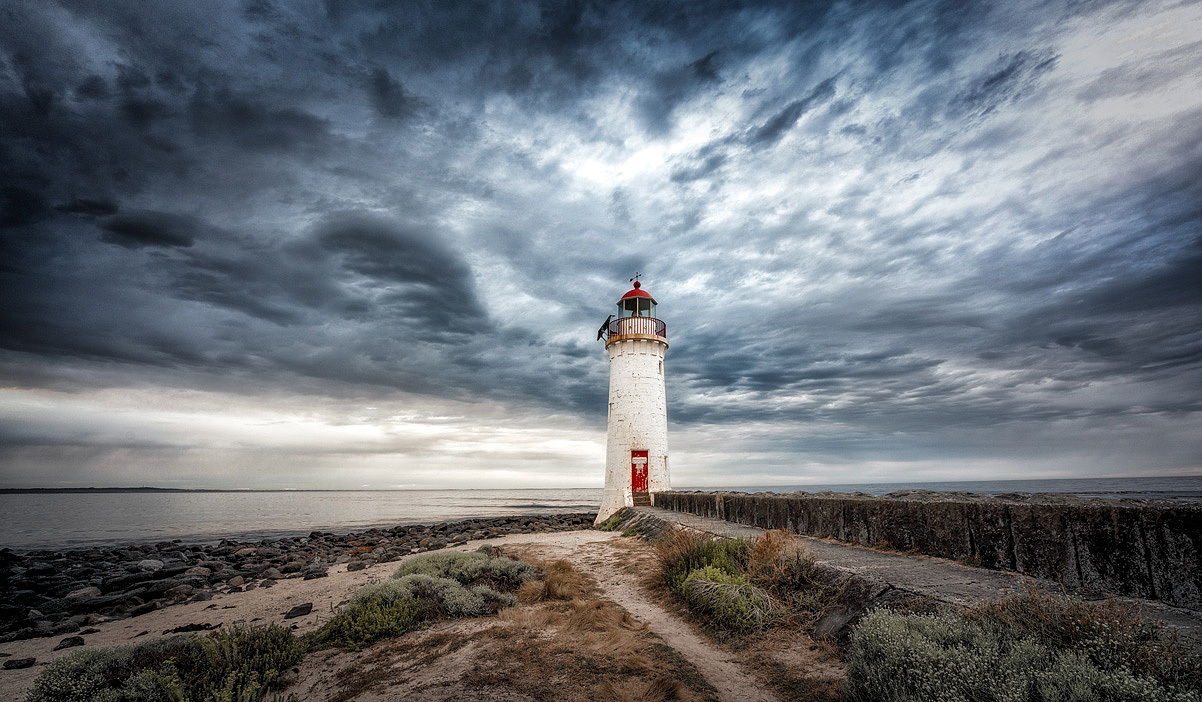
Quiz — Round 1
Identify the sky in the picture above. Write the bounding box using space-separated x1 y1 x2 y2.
1 0 1200 490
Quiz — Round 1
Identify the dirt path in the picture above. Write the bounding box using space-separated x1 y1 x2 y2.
523 536 782 702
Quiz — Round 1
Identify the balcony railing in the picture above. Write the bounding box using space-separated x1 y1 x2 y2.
606 316 667 340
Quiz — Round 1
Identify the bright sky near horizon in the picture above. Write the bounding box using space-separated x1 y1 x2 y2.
1 0 1200 489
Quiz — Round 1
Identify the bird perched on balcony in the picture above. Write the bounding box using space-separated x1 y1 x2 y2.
596 314 614 340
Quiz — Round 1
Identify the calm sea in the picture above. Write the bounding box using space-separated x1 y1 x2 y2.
1 476 1199 552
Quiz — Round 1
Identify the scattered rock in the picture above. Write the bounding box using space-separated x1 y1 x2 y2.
283 603 313 619
53 635 85 651
0 513 595 642
164 585 194 602
164 623 215 634
129 601 159 618
65 586 102 599
3 657 35 670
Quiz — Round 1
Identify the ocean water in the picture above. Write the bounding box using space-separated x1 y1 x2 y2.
0 489 602 552
2 476 1198 552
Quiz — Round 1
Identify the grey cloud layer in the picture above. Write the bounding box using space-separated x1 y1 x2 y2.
1 0 1199 483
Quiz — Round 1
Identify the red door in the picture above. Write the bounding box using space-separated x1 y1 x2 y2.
631 451 648 492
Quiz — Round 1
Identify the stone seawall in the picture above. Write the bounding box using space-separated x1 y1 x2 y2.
653 490 1202 610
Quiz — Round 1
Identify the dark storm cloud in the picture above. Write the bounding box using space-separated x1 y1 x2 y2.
639 51 723 134
749 76 838 146
313 212 490 335
188 88 333 154
1 0 1200 486
367 67 417 121
99 211 197 248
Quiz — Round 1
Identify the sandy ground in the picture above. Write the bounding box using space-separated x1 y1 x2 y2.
1 529 841 701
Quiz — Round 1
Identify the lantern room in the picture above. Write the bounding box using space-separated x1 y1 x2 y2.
618 281 656 318
602 280 668 342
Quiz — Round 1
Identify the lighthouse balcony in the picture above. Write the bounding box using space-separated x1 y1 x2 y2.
605 316 667 342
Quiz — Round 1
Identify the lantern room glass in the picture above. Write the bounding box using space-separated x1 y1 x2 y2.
618 297 656 318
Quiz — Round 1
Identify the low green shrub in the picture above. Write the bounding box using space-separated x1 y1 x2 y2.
354 573 515 618
845 609 1201 702
681 566 775 631
26 625 303 702
967 587 1201 690
391 549 535 591
306 551 532 652
26 645 172 702
620 527 641 538
161 625 304 702
656 530 751 596
596 515 624 531
303 597 420 652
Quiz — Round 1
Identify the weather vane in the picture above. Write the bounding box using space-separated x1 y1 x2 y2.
630 272 641 284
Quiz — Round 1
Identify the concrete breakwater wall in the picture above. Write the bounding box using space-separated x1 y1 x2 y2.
653 490 1202 610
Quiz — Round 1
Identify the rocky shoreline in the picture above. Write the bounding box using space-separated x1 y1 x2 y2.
0 512 595 648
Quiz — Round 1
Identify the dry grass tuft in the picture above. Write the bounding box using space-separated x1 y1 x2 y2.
600 674 684 701
496 606 556 630
748 529 816 590
653 528 709 577
511 555 594 603
565 597 647 633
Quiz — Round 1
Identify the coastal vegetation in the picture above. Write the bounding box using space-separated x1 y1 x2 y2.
596 514 625 531
655 528 846 636
846 588 1202 701
22 548 537 701
25 624 304 702
305 549 532 651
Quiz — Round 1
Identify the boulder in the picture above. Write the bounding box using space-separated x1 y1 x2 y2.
65 586 102 599
164 585 194 602
53 635 85 651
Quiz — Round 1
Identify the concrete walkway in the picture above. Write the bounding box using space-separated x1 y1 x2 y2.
632 506 1202 643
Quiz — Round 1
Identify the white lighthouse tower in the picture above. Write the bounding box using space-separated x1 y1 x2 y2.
596 276 670 524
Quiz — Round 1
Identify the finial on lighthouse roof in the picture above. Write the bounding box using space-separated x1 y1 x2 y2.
633 281 641 289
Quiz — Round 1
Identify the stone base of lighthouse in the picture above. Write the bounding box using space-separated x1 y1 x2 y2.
596 334 670 525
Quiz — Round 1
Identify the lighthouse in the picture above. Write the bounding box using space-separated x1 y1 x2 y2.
596 276 670 524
